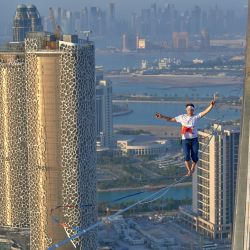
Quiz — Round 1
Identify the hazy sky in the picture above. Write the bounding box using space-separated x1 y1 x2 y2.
2 0 248 25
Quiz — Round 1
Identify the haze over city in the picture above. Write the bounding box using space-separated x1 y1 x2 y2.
0 0 250 249
1 0 247 21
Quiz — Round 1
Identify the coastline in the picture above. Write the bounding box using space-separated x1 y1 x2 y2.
113 110 133 116
113 99 211 104
98 181 192 193
107 74 242 88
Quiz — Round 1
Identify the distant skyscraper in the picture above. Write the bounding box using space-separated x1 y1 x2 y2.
0 48 29 229
27 5 43 32
56 7 62 26
95 67 113 149
13 4 31 42
225 10 236 33
200 29 210 49
80 7 89 30
13 4 43 42
24 32 97 250
151 3 157 19
208 5 222 35
90 7 99 34
110 3 115 22
98 11 107 36
180 124 239 239
233 0 250 248
122 33 136 52
180 11 190 32
172 32 189 49
131 13 137 35
136 36 147 50
201 10 208 29
191 6 201 34
140 8 152 36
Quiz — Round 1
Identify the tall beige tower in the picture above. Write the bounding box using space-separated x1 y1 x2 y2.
0 52 29 228
25 33 97 250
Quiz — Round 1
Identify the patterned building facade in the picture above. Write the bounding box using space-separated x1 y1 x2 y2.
25 35 97 250
0 53 29 228
0 33 97 250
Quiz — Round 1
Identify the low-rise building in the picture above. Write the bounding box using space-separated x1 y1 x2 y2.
117 135 168 156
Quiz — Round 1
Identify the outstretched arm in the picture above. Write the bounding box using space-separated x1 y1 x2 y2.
200 100 216 118
155 112 177 122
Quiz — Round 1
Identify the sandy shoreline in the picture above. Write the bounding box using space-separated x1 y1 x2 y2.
107 74 242 88
113 99 211 104
98 181 192 193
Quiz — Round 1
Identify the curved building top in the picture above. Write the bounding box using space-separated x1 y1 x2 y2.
17 4 27 9
13 4 43 42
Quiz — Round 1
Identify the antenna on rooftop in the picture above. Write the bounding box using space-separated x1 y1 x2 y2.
79 30 92 41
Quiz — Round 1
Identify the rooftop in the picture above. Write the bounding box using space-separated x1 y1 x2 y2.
0 32 93 54
116 134 166 146
202 122 240 135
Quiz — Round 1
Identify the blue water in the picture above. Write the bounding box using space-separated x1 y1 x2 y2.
112 78 242 126
98 186 192 203
112 80 243 98
113 102 241 126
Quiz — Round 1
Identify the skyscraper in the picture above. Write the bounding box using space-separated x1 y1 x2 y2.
95 67 113 149
172 32 189 49
191 6 201 34
233 0 250 248
109 3 115 22
13 4 43 42
90 7 99 34
80 7 89 31
0 32 97 250
180 124 239 239
0 49 29 229
200 29 210 49
13 4 31 42
122 33 136 52
25 32 97 250
27 5 43 33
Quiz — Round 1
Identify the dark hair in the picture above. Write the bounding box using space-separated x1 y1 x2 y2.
186 103 195 108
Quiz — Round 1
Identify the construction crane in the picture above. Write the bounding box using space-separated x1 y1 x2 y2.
49 7 62 40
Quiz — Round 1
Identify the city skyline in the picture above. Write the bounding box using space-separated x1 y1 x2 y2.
1 1 247 26
0 1 247 250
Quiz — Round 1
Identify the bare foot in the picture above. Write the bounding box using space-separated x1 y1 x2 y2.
184 161 192 177
190 167 195 173
191 162 197 173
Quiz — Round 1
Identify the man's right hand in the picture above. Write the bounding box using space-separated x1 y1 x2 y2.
155 112 162 119
210 99 216 107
